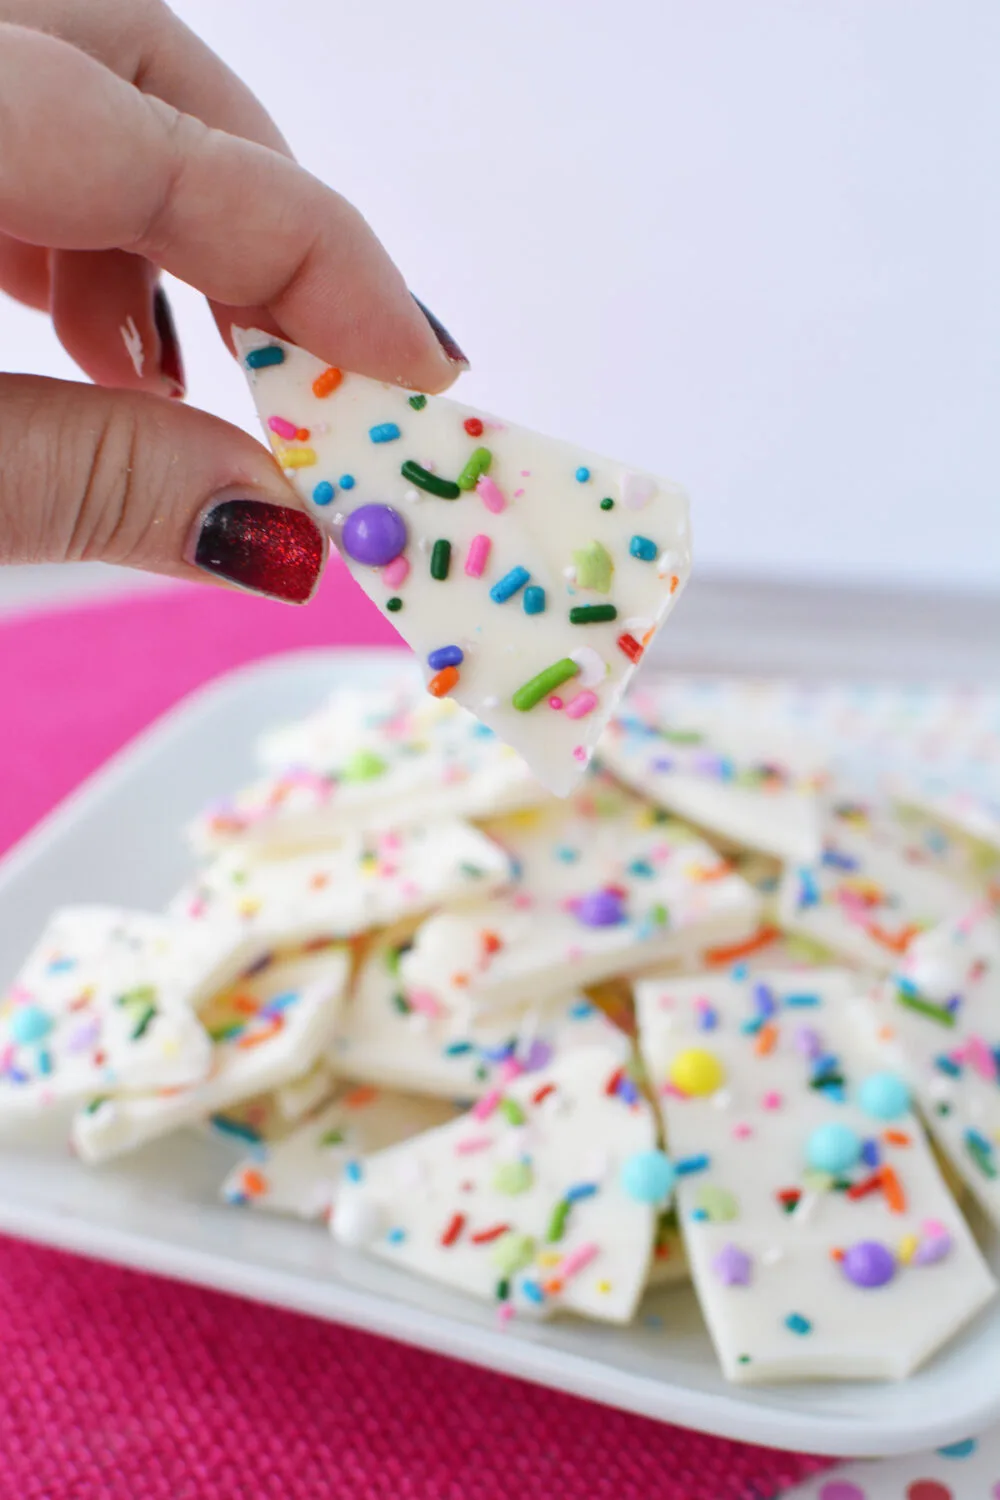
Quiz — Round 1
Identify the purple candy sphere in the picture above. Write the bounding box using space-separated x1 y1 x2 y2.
575 888 627 928
841 1239 895 1289
341 504 407 567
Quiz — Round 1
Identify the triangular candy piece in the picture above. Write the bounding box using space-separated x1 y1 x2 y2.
235 329 692 795
331 1048 659 1323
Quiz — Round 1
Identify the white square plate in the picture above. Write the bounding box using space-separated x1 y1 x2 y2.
0 647 997 1458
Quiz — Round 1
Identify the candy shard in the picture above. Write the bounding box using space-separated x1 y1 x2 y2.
234 329 692 795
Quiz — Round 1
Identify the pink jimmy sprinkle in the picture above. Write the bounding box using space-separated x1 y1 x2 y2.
267 415 299 441
378 832 402 851
455 1134 494 1155
465 534 492 577
476 475 506 514
548 696 564 711
565 690 599 721
513 488 525 498
497 1302 515 1328
558 1242 600 1281
409 989 446 1019
572 746 588 762
761 1091 783 1110
921 1217 948 1237
499 1056 524 1083
473 1088 502 1121
732 1122 753 1140
965 1035 998 1081
382 554 410 588
511 892 535 910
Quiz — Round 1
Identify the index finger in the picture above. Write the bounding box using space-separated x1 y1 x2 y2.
0 25 466 392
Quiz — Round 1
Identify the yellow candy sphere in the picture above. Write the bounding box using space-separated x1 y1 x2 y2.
668 1047 725 1097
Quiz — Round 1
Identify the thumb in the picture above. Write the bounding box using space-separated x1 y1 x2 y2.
0 374 326 602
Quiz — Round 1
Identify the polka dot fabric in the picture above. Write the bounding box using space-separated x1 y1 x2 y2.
0 581 835 1500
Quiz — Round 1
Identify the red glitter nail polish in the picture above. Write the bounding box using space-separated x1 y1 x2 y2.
193 500 324 603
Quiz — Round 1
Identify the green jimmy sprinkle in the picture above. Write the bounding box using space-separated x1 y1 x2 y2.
401 460 460 499
569 604 618 625
430 539 452 580
130 1004 158 1041
512 658 580 712
499 1097 526 1126
896 986 957 1028
457 447 492 490
546 1198 572 1244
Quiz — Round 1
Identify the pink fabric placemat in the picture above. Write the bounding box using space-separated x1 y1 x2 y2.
0 566 833 1499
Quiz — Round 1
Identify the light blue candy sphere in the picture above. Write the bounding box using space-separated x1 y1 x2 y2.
621 1149 676 1204
9 1004 53 1046
858 1071 911 1121
805 1122 862 1175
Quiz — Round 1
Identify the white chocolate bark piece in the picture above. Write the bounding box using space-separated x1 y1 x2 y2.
331 926 631 1099
860 901 1000 1231
399 776 761 1015
893 778 1000 859
0 907 222 1114
331 1048 658 1323
169 821 510 954
829 792 1000 891
72 949 349 1163
635 967 996 1383
221 1086 458 1220
778 825 972 973
600 704 827 863
235 329 692 796
193 687 546 856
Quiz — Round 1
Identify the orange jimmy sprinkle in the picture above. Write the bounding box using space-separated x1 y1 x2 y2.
532 1082 557 1106
309 872 330 890
428 666 460 698
231 993 259 1015
880 1165 907 1214
312 366 343 398
754 1022 779 1057
865 920 921 955
883 1129 912 1147
470 1223 511 1245
238 1015 283 1050
705 925 780 966
295 428 310 441
240 1168 268 1197
450 972 470 988
829 1247 845 1263
543 1277 564 1296
669 574 680 593
343 1085 378 1109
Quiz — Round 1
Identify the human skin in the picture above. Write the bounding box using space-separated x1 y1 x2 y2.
0 0 468 602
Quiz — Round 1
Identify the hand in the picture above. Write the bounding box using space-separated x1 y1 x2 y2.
0 0 468 601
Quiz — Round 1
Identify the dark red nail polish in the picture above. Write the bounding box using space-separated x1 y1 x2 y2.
412 295 469 367
153 285 186 399
193 500 324 603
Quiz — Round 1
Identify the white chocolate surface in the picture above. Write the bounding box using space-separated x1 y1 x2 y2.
235 330 692 795
221 1086 458 1220
778 825 972 973
331 1048 658 1323
860 903 1000 1232
0 907 220 1114
399 776 761 1014
72 949 349 1163
331 926 631 1099
635 968 996 1383
192 686 546 855
600 704 827 863
170 821 510 954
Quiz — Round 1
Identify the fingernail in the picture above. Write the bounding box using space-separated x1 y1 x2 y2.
153 286 186 399
191 499 324 603
412 295 469 367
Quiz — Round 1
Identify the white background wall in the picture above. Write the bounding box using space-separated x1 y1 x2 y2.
2 0 997 590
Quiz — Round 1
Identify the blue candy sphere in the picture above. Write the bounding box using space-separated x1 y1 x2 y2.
806 1122 862 1175
858 1071 911 1121
9 1004 53 1045
621 1149 676 1204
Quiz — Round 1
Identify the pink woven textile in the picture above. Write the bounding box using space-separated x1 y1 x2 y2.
0 565 833 1499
